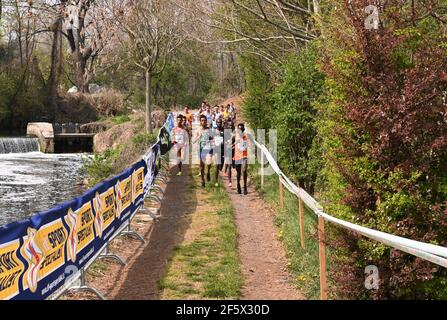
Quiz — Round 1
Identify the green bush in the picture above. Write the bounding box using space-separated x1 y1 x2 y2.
272 44 326 194
239 54 275 131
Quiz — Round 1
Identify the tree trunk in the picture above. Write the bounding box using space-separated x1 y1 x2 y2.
47 18 63 121
73 54 89 93
312 0 320 14
145 69 153 134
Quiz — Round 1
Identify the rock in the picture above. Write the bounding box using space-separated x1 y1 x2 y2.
67 86 78 93
67 84 103 94
89 83 102 93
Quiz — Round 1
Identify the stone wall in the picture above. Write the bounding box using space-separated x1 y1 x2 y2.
26 123 54 153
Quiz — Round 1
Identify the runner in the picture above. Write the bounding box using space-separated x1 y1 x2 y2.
182 114 191 140
184 106 193 129
193 114 213 187
212 118 225 187
223 105 230 121
223 120 235 188
233 123 250 195
230 102 237 121
171 115 189 176
204 105 213 127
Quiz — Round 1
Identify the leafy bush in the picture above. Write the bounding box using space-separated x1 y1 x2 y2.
239 54 275 131
272 44 326 194
319 0 447 299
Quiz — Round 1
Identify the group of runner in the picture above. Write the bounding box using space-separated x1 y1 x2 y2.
170 102 250 195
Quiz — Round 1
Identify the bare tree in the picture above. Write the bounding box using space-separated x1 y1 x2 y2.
113 0 187 133
175 0 320 67
63 0 115 92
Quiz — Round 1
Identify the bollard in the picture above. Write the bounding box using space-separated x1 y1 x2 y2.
261 152 264 191
318 215 327 300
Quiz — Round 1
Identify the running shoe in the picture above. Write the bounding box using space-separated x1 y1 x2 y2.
229 182 232 188
215 182 219 187
177 172 182 176
244 187 248 195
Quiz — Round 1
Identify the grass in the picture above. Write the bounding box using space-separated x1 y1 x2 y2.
249 165 333 300
110 114 131 124
82 131 157 187
159 166 243 299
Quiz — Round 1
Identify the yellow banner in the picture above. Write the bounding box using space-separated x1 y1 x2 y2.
0 240 25 299
132 167 145 203
65 202 95 263
115 177 132 218
93 187 117 238
21 220 67 293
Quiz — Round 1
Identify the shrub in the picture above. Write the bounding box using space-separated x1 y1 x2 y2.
319 0 447 299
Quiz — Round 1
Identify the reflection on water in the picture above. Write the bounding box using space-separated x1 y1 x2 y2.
0 152 87 227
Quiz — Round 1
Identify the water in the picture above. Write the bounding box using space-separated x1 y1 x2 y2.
0 152 87 227
0 137 40 154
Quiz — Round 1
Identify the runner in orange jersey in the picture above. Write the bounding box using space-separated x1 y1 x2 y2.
233 123 251 195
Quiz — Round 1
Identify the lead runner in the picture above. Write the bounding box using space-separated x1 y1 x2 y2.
171 114 189 176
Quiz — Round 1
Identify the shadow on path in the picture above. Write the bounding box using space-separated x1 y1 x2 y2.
114 165 197 300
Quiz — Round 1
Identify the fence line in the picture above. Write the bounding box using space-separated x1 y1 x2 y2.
254 140 447 299
0 113 175 300
49 115 175 300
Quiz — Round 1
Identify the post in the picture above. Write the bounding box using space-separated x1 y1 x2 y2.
318 215 327 300
298 197 305 249
279 178 284 209
260 152 264 191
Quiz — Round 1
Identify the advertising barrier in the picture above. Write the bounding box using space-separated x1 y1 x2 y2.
0 112 175 300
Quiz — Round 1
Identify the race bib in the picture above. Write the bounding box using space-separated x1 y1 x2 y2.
203 141 212 150
175 133 184 145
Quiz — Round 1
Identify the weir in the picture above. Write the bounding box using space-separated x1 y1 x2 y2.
0 138 40 154
26 122 95 153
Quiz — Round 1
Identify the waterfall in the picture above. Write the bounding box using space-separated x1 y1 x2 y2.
0 138 40 154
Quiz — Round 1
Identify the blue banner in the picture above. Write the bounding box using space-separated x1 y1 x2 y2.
158 112 175 156
0 147 160 300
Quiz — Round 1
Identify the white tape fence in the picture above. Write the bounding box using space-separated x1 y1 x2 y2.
254 140 447 298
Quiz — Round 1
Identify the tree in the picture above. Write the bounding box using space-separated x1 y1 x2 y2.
114 0 186 133
179 0 319 68
62 0 115 93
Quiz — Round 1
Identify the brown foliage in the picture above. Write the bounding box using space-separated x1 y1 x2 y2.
321 0 447 298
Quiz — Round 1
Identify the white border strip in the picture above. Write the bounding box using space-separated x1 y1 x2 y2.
254 140 447 266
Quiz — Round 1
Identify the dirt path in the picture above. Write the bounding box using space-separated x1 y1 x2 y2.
64 164 197 300
222 176 304 300
65 99 303 299
111 165 197 299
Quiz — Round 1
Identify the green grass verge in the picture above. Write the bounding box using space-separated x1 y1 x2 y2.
158 167 243 299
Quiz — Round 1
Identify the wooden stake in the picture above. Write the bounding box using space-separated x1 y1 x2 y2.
260 152 264 191
279 178 284 209
318 215 327 300
298 197 305 249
